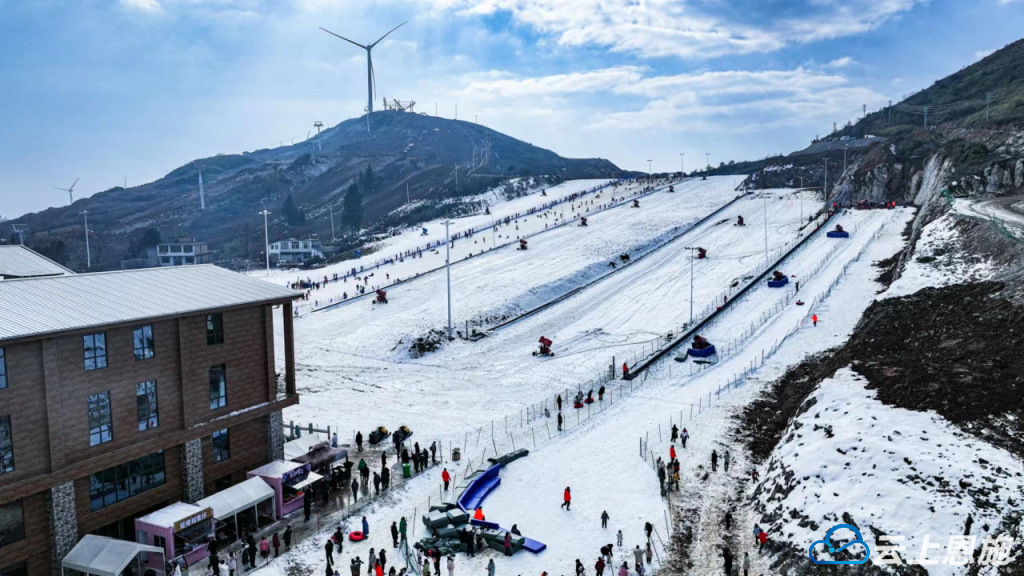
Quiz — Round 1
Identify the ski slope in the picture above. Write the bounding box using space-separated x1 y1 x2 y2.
260 206 917 576
280 182 823 440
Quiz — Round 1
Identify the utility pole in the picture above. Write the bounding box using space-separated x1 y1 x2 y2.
843 144 848 175
684 247 698 324
762 195 769 264
406 183 410 206
887 100 892 125
705 152 710 175
924 106 929 128
314 121 324 153
455 105 458 121
647 159 653 181
986 92 992 121
81 211 91 269
823 159 828 204
435 103 438 117
444 219 453 340
679 152 684 175
329 206 336 241
259 210 271 272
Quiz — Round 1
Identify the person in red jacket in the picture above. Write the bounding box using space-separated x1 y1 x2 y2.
669 445 676 460
442 468 451 491
561 487 572 510
757 529 768 553
622 362 629 378
595 557 606 576
812 314 818 327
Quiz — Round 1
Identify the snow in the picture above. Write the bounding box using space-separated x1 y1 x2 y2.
886 211 993 299
136 501 207 528
757 366 1024 574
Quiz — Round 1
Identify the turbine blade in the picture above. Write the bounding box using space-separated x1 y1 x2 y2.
319 27 367 49
70 177 79 191
369 21 407 47
371 59 377 102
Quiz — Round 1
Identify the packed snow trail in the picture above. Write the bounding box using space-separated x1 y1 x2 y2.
281 186 817 442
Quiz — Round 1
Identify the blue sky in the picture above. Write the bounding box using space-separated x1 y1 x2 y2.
1 0 1022 218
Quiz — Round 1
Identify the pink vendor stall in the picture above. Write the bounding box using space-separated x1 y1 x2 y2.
247 460 322 517
134 502 214 569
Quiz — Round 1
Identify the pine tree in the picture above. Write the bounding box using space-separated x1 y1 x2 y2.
359 164 376 196
342 183 363 231
282 194 304 226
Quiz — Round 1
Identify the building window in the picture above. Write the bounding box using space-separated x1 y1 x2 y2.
83 333 107 371
0 500 25 549
0 348 6 389
88 451 166 511
0 416 12 474
133 325 155 360
184 256 194 264
209 365 227 410
160 256 171 264
212 429 230 463
158 245 169 253
206 313 224 345
88 392 113 446
136 381 158 431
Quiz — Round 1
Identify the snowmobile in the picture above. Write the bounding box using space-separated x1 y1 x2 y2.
697 247 707 259
518 239 529 251
579 217 588 227
619 253 631 263
735 215 745 226
368 426 390 445
533 336 554 357
373 289 389 304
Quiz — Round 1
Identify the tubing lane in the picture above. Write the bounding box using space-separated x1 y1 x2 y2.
308 177 676 315
623 208 838 380
486 189 751 333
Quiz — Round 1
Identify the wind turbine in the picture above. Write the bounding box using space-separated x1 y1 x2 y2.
319 22 408 133
54 178 79 205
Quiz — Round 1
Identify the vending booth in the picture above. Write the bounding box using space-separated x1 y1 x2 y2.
197 477 276 546
62 534 165 576
134 502 214 568
247 460 322 517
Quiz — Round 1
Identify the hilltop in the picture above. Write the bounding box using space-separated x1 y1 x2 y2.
8 112 623 271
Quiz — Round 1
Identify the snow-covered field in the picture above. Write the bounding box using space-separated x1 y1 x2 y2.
887 211 994 298
253 179 1021 576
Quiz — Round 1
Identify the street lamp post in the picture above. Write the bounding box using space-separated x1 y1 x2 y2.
763 194 769 264
684 247 699 325
445 219 453 340
81 210 91 269
705 153 711 177
259 210 271 272
679 153 684 175
647 159 653 182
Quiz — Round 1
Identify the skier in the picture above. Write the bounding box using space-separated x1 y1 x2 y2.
711 450 719 472
644 522 653 543
562 487 572 510
724 451 730 472
601 510 610 529
681 428 689 448
617 530 623 547
442 468 451 491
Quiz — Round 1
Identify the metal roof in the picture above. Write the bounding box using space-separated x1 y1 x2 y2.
0 245 74 279
0 264 298 342
197 476 275 520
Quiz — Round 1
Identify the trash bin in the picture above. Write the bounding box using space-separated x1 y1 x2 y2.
403 462 412 478
451 448 461 462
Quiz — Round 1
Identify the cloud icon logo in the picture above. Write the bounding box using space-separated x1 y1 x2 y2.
808 523 871 565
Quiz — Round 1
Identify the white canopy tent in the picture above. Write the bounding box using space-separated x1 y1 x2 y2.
197 477 276 542
62 535 165 576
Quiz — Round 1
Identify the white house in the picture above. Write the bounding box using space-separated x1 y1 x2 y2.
269 235 323 265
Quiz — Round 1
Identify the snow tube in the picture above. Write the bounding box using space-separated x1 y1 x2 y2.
584 397 595 404
795 300 805 306
826 231 850 238
767 277 789 288
349 531 366 542
573 402 584 409
687 345 717 358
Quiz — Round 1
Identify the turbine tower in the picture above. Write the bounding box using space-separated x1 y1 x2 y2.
319 22 408 132
195 162 206 210
54 178 79 205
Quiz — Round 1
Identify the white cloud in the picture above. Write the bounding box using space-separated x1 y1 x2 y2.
119 0 163 13
826 56 855 68
974 48 996 59
420 0 924 59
